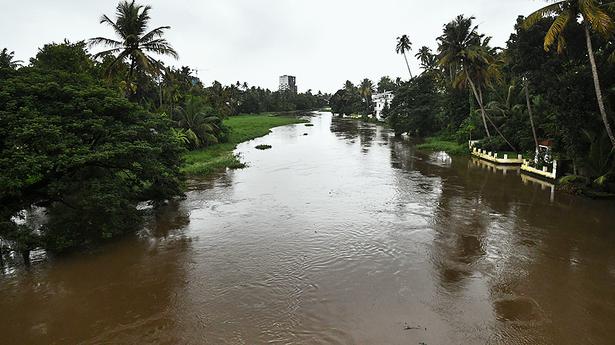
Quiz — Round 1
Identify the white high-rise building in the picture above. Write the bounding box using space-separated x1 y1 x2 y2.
279 75 297 93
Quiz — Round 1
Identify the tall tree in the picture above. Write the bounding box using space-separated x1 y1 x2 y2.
359 78 374 110
89 0 178 96
396 35 413 78
524 0 615 147
437 15 494 138
523 77 540 149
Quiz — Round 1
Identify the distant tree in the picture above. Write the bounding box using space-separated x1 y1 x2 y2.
344 80 356 91
377 76 397 92
524 0 615 148
89 0 178 97
330 87 362 116
359 78 375 112
0 48 22 69
388 75 439 136
396 34 413 78
415 46 438 72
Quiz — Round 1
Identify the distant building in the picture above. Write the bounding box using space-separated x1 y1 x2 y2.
372 91 394 120
279 75 297 93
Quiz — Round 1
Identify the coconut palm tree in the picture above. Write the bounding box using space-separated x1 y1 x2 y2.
415 46 438 71
344 80 356 91
396 35 413 78
437 15 492 138
523 77 539 150
524 0 615 147
438 16 517 149
359 78 374 110
173 95 224 148
0 48 23 69
89 0 178 94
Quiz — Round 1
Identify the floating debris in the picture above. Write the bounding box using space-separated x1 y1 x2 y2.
255 144 272 150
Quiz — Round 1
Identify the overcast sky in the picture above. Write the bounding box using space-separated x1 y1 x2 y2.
0 0 542 93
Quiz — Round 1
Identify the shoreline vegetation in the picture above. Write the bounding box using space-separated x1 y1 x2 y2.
1 1 330 259
415 136 467 156
181 114 307 177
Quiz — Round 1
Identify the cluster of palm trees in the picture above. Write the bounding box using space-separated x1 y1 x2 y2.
524 0 615 148
87 1 229 149
395 0 615 150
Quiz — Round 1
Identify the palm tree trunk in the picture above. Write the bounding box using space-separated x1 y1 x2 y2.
585 24 615 148
524 78 539 149
159 79 163 108
466 71 491 138
403 53 413 79
127 57 136 99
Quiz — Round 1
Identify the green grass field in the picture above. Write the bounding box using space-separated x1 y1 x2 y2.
182 114 307 176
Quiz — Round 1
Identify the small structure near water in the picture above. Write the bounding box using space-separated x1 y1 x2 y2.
471 147 524 165
521 159 558 180
469 140 559 181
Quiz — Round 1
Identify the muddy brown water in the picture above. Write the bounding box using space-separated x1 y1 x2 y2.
2 112 615 344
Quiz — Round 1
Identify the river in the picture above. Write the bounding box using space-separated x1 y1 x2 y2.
1 112 615 344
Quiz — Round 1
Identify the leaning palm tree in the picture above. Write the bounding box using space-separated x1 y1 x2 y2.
396 35 413 78
89 0 178 94
437 15 492 138
524 0 615 148
438 16 516 149
523 77 539 150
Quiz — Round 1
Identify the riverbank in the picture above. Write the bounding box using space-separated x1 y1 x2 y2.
416 136 467 156
181 114 307 176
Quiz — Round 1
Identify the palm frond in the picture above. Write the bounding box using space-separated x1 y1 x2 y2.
102 50 130 77
88 36 123 48
136 5 152 35
99 14 126 39
141 39 179 59
544 9 572 52
92 47 122 59
580 0 615 36
523 1 566 29
139 26 171 43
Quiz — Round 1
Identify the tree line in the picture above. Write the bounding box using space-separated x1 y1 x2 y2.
331 1 615 188
0 0 328 264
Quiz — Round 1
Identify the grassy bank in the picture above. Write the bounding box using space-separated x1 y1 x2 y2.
416 136 468 156
182 114 307 176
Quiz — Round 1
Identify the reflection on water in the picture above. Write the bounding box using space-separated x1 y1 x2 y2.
1 112 615 344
